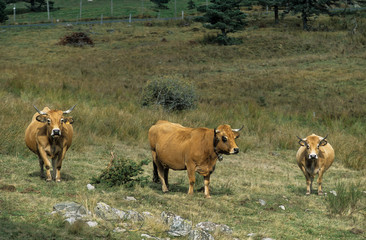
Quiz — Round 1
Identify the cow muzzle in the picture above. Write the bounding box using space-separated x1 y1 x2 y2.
309 153 318 160
231 148 239 154
51 128 61 137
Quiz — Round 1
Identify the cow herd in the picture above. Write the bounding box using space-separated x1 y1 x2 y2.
24 106 335 198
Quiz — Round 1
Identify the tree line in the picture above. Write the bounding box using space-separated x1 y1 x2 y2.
1 0 365 44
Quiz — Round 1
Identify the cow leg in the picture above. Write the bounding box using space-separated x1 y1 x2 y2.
187 167 195 195
152 160 160 183
204 175 211 199
38 149 52 181
164 168 169 189
38 157 45 178
317 169 325 195
55 148 67 182
155 161 169 192
52 158 57 180
300 165 311 195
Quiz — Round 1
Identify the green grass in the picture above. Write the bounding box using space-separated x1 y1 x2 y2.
4 0 208 24
0 14 366 239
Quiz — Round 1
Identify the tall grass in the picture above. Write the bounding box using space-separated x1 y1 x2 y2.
1 15 366 172
326 181 364 216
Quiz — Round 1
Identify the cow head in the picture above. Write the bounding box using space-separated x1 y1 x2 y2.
214 125 243 155
297 134 328 160
34 105 76 138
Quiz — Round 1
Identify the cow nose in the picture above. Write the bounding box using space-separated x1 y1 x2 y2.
52 129 61 136
309 154 317 159
234 148 239 154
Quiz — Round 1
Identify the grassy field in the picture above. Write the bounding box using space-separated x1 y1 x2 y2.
1 13 366 239
4 0 207 24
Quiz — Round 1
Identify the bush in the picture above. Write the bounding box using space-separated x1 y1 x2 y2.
0 0 8 23
91 155 150 188
326 181 364 216
142 78 197 111
58 32 94 47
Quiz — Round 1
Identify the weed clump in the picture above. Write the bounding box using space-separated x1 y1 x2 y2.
91 154 150 188
326 181 364 216
142 78 197 111
59 32 94 47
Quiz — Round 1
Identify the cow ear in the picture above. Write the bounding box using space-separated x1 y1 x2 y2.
64 117 74 124
36 115 47 123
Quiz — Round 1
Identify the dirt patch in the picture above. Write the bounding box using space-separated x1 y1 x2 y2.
0 184 16 192
20 187 41 194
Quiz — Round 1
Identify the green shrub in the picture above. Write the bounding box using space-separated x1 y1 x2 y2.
91 156 150 188
142 78 197 111
0 0 8 23
326 181 364 216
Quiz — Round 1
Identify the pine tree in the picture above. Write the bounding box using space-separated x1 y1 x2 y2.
187 0 196 10
150 0 170 10
284 0 340 30
257 0 287 24
0 0 8 23
196 0 246 45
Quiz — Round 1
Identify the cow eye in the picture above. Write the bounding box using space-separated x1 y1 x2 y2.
47 119 51 124
61 118 64 123
222 136 227 142
306 145 310 149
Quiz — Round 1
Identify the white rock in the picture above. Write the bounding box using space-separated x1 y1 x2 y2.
113 227 126 233
86 221 98 227
87 184 95 190
279 205 285 210
125 196 137 201
259 199 266 206
65 217 76 224
330 190 337 196
248 233 256 237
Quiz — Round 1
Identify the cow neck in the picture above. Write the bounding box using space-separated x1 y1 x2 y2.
213 128 223 161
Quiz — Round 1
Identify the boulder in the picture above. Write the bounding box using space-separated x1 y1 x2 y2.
94 202 126 221
188 229 214 240
196 221 233 235
161 211 192 237
124 210 144 222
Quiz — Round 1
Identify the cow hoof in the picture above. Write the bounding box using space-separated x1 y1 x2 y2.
46 178 52 182
306 192 310 196
56 179 61 183
204 195 211 199
318 191 323 196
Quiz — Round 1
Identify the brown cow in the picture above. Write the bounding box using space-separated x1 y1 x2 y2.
296 134 335 195
25 105 76 182
148 120 242 198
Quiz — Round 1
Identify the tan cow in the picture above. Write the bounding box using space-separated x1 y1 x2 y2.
296 134 334 195
148 120 242 198
25 105 76 182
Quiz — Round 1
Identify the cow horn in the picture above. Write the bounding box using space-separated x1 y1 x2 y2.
33 105 47 115
63 104 77 114
232 125 244 132
321 134 328 141
297 136 308 146
318 134 328 146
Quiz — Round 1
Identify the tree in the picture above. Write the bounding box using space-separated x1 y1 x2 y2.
187 0 196 10
283 0 340 30
150 0 170 9
258 0 287 24
196 0 246 45
0 0 8 23
5 0 54 12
